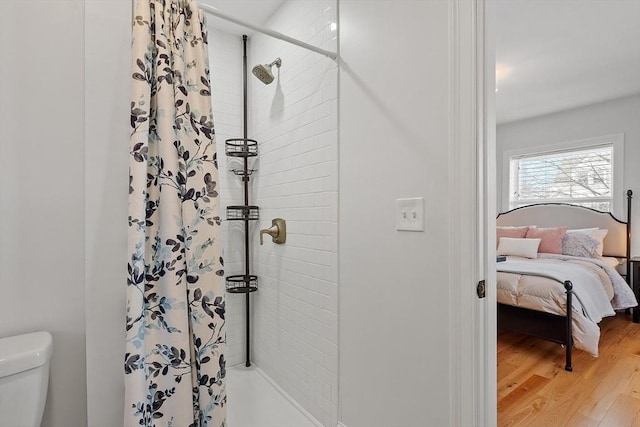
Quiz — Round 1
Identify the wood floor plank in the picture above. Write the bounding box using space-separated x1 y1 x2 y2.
498 374 555 427
498 345 551 399
520 395 573 427
597 393 640 427
619 325 640 357
498 313 640 427
498 374 550 413
578 354 640 421
616 355 640 399
499 394 548 427
522 371 595 427
564 412 599 427
498 361 519 382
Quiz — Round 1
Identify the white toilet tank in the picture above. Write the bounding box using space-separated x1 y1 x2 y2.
0 331 53 427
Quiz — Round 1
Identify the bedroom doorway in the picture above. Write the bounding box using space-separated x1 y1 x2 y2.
490 0 640 425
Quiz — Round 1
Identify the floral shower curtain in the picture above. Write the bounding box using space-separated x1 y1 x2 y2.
125 0 226 426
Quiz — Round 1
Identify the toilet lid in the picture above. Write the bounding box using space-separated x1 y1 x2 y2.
0 331 53 377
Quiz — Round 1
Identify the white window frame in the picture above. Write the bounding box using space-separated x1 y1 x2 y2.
502 133 625 217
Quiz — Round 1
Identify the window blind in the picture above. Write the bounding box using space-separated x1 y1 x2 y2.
510 145 613 211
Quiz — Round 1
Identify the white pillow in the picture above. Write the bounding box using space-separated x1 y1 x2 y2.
497 237 541 259
601 256 621 268
567 228 598 234
591 229 608 256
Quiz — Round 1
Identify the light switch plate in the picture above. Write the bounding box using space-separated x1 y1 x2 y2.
396 197 424 231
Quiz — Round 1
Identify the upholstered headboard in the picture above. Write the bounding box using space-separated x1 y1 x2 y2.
497 203 628 258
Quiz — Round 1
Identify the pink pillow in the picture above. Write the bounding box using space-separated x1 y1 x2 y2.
526 226 567 254
497 226 530 248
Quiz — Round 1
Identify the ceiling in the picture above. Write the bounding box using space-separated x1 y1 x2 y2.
199 0 285 36
495 0 640 125
198 1 639 125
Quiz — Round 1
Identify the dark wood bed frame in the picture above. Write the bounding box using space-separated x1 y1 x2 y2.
496 190 633 372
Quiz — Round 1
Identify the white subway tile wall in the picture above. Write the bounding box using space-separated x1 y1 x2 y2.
250 1 338 426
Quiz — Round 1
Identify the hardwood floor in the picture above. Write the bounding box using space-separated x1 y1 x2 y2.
498 312 640 427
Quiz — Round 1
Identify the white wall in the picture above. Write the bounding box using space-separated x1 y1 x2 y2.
84 0 130 424
249 1 339 426
0 2 88 426
497 94 640 256
339 0 455 426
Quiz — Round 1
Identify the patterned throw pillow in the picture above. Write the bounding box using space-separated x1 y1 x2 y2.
562 232 601 258
567 228 608 256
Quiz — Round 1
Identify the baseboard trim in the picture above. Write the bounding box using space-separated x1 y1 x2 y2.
254 365 325 427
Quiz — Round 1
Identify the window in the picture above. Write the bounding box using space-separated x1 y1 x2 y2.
505 134 624 214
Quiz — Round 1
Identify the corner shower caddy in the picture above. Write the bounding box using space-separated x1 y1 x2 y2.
225 35 257 367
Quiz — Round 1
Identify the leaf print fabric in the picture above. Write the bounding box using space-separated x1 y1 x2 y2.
126 1 226 426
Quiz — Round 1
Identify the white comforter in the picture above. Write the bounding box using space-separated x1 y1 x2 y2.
496 254 638 357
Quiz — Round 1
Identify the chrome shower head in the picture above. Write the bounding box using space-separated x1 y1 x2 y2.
252 57 282 85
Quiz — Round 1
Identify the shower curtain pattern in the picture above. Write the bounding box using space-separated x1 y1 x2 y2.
126 1 226 426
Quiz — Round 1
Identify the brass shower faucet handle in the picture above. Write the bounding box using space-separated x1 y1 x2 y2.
260 218 286 245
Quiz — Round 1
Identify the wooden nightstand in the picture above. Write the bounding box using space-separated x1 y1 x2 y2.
631 257 640 323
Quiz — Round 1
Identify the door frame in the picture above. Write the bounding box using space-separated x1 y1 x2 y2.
448 0 496 425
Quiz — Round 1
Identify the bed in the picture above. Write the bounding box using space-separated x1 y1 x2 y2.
496 190 637 371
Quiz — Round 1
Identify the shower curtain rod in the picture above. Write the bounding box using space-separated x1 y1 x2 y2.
197 3 338 60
